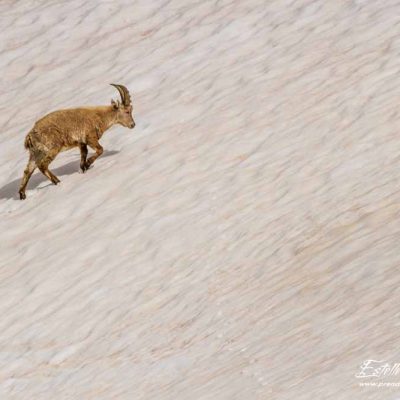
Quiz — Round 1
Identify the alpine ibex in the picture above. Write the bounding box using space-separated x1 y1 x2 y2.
19 84 135 200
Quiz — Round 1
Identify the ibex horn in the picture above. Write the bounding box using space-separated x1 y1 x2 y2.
110 83 131 106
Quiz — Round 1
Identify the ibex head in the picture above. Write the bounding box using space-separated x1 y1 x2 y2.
110 83 135 129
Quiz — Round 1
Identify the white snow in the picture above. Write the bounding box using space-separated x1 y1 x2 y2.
1 0 400 399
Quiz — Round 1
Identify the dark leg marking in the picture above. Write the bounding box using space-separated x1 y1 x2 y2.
79 143 89 172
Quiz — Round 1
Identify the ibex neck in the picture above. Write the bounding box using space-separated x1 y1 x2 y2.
96 106 118 134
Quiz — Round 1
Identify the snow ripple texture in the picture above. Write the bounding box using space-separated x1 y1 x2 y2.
0 0 400 399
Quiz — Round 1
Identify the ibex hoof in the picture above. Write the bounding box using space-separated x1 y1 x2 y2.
80 163 91 173
19 191 26 200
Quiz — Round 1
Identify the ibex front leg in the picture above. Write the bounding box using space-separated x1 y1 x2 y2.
85 134 103 170
79 143 88 172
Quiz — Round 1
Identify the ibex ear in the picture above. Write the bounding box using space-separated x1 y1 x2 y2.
111 99 120 110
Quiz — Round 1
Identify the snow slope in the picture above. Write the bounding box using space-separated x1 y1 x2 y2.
1 0 400 399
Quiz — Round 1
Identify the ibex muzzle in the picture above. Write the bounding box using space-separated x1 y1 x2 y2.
19 84 135 200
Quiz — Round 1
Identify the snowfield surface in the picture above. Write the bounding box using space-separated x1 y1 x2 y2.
1 0 400 399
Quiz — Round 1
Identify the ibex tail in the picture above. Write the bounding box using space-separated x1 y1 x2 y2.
24 132 34 150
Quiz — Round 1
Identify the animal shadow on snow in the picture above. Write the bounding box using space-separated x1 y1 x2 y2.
0 150 119 200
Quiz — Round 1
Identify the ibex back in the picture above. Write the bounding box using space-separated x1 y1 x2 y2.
19 84 135 199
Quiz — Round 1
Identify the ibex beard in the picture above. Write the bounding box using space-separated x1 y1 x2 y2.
19 84 135 200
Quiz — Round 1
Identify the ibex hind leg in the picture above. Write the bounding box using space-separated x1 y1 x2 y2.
19 153 37 200
36 154 60 185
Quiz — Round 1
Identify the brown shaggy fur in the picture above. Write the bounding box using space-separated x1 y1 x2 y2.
19 84 135 200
